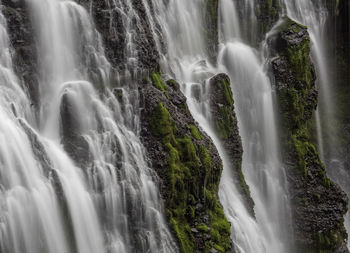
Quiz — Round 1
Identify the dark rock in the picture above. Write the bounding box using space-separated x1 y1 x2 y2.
191 84 201 101
270 17 349 252
19 119 52 177
60 93 90 167
255 0 281 41
77 0 162 76
1 0 40 107
203 0 219 64
139 76 234 252
207 73 255 216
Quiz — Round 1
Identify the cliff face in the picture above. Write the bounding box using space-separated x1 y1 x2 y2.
270 17 349 252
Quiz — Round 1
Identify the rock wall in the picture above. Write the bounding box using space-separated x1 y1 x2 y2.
270 17 349 252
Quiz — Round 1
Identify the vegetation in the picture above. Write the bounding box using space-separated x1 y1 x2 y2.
150 103 231 253
151 72 169 98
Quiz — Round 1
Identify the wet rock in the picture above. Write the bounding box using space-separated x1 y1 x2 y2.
208 73 255 216
113 88 123 103
60 93 90 168
1 0 39 107
19 119 52 177
77 0 161 75
139 75 234 252
255 0 281 41
270 17 349 252
191 84 201 101
203 0 219 64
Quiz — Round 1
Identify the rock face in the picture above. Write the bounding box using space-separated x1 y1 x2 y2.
77 0 161 75
140 73 234 253
255 0 281 41
207 73 254 216
203 0 219 63
270 17 349 252
59 93 90 167
1 0 39 107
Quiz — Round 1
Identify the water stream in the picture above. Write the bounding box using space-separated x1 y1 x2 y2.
0 0 347 252
0 0 177 252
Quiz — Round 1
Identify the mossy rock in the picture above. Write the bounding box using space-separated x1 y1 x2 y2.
140 80 233 252
271 17 349 252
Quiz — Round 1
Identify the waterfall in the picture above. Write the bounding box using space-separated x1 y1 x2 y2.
0 0 348 252
0 0 177 252
152 0 292 252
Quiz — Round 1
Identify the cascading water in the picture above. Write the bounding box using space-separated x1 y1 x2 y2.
218 0 292 251
0 0 177 252
152 0 291 252
0 0 347 251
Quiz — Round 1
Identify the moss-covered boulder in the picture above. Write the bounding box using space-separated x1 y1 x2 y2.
269 17 349 252
208 73 254 216
140 75 234 253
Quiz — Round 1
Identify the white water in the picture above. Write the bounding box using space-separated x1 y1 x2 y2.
151 0 292 252
0 0 177 252
0 0 346 252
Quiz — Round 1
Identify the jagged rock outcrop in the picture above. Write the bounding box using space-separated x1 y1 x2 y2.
1 0 39 107
139 73 234 253
77 0 161 75
207 73 254 216
270 17 349 252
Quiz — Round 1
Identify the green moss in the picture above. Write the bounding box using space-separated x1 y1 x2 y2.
170 217 194 252
150 103 176 144
196 223 209 233
275 17 346 252
219 77 234 107
199 146 212 175
215 107 235 139
313 229 342 252
238 168 251 200
150 103 231 252
208 205 231 251
212 76 236 140
287 38 313 86
151 72 169 98
188 124 203 140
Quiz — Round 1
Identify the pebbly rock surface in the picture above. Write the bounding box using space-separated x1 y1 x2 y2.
270 17 349 252
207 73 255 216
139 74 234 253
1 0 39 107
